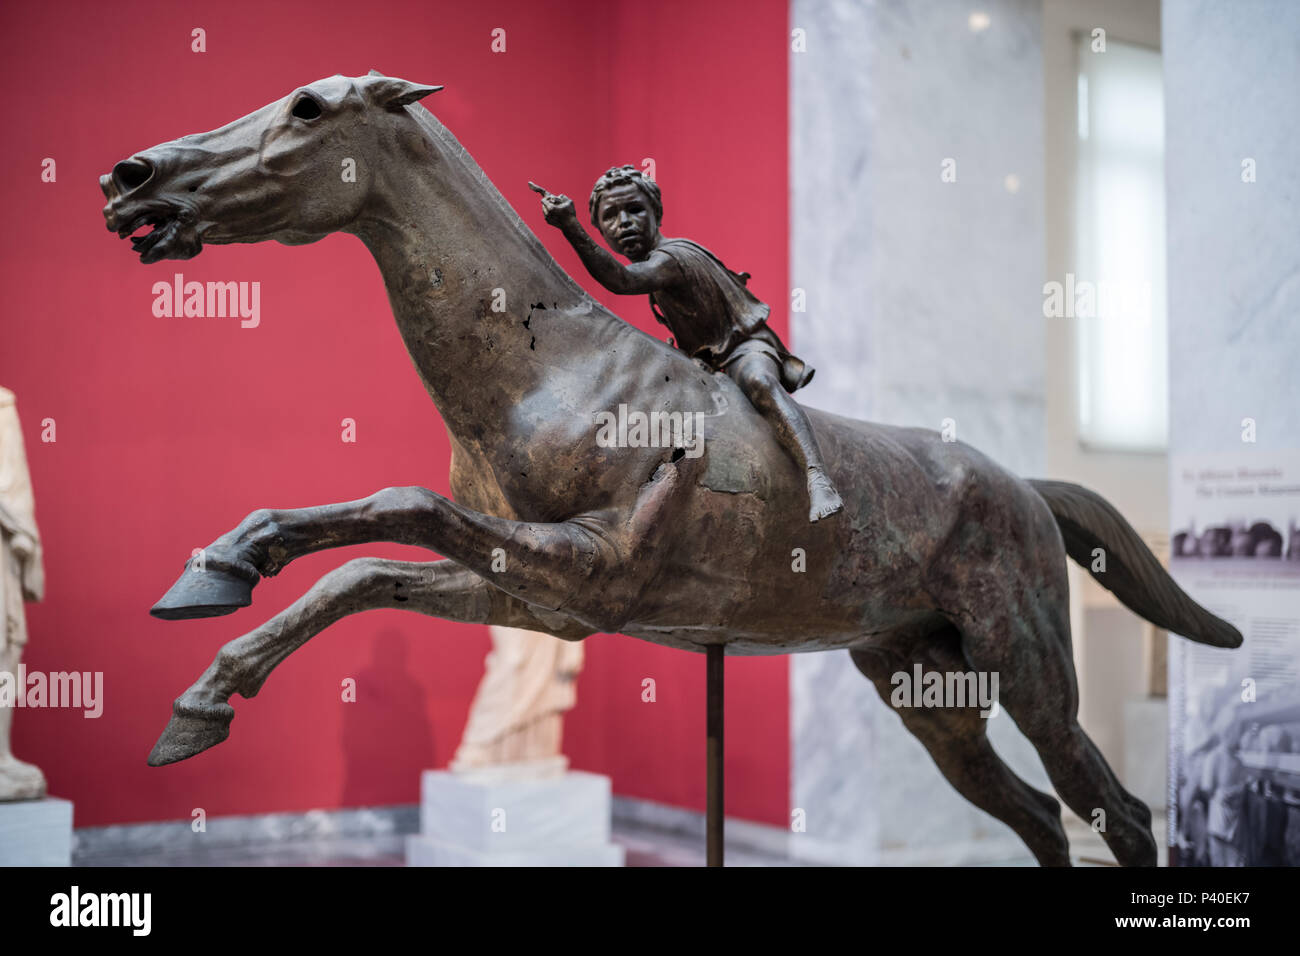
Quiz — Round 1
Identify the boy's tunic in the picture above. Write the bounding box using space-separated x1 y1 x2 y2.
648 238 813 393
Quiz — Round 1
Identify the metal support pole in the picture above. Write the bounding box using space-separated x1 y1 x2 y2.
706 643 724 867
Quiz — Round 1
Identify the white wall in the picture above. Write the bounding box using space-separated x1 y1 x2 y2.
1164 0 1300 455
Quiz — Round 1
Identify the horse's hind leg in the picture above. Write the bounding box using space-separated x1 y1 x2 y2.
850 625 1071 866
149 558 592 766
945 532 1156 866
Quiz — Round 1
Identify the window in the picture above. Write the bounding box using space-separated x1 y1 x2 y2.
1074 36 1167 451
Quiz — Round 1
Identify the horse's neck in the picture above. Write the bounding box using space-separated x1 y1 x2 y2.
349 107 615 459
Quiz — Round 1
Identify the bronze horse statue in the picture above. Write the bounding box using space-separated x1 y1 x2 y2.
99 72 1240 866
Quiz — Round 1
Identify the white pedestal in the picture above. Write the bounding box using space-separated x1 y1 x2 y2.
0 797 73 866
406 770 624 867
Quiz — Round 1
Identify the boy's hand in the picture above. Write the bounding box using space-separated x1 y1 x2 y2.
529 182 579 231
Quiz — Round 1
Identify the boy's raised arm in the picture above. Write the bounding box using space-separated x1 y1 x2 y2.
529 182 675 295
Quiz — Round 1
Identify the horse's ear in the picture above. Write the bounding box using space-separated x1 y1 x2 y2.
365 74 443 109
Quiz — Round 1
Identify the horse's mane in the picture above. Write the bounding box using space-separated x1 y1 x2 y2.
371 76 695 373
401 94 593 304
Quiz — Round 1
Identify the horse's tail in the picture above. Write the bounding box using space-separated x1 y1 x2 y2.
1029 479 1243 648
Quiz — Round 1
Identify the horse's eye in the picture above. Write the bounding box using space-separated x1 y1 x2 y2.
291 95 322 120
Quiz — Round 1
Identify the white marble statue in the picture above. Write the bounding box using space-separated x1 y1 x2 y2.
450 625 583 780
0 386 46 801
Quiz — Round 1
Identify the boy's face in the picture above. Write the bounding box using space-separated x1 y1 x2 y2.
595 183 659 261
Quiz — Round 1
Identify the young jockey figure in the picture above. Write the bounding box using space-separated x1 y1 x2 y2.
531 166 843 522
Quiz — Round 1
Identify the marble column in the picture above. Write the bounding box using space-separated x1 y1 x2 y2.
790 0 1049 864
1164 0 1300 453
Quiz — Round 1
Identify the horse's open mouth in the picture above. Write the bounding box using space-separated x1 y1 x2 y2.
116 209 202 264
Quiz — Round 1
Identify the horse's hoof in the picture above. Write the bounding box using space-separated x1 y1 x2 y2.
151 559 256 620
147 700 235 766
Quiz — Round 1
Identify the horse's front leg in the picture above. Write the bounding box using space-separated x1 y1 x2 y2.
155 454 694 630
417 456 698 632
149 558 593 766
152 488 457 619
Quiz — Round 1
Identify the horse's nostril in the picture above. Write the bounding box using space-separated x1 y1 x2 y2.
113 157 154 192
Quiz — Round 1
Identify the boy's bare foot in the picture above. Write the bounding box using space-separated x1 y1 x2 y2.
807 467 844 522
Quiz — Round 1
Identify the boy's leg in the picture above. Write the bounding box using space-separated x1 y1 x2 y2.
725 352 844 522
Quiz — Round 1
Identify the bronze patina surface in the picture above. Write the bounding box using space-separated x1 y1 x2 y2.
100 73 1240 866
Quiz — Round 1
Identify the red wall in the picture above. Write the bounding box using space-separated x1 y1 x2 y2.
0 0 790 827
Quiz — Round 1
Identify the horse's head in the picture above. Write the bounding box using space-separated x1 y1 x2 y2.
100 72 441 264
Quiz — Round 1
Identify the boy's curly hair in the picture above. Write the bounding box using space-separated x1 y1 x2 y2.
588 165 663 228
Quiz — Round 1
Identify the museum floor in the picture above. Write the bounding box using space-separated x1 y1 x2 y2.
69 809 1168 867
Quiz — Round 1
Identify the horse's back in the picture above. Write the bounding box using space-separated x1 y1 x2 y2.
630 391 1022 648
